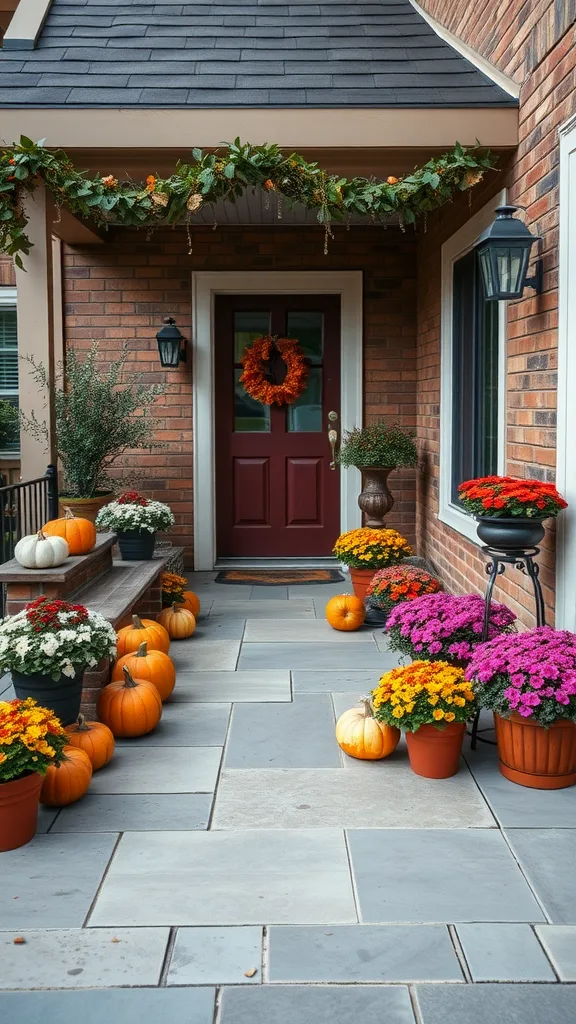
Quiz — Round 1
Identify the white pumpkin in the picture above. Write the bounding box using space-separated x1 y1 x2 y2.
14 530 69 569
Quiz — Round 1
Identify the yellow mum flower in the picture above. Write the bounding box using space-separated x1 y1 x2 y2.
433 709 445 721
392 706 404 718
444 712 456 722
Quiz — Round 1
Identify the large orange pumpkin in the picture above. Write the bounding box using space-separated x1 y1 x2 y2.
326 594 366 632
98 666 162 737
42 506 96 556
116 614 170 657
179 591 200 617
65 714 115 770
40 746 93 806
111 641 175 702
335 698 400 760
157 603 195 640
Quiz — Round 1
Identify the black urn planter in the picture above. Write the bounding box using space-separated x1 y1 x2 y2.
117 530 156 561
11 667 84 726
475 516 546 551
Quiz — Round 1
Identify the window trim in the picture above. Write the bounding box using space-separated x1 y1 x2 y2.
0 286 19 458
439 192 507 545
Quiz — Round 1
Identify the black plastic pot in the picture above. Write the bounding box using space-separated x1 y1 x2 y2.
117 530 156 561
11 667 84 726
363 600 388 627
475 516 546 551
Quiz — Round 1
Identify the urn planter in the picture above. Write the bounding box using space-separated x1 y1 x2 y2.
116 529 156 561
0 772 43 851
357 467 395 528
11 667 84 726
475 515 546 551
58 492 113 526
494 712 576 789
405 721 466 779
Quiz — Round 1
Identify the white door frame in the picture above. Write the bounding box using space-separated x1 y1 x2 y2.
191 270 363 570
555 115 576 628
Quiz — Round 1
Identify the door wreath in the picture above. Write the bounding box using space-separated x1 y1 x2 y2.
240 335 308 406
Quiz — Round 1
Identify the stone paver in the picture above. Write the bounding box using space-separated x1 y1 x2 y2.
415 984 575 1024
192 618 246 639
225 696 341 769
89 746 222 794
213 767 495 829
456 924 555 981
244 619 376 643
0 928 170 989
238 641 387 670
220 985 415 1024
167 927 262 985
0 989 216 1024
267 925 463 982
348 829 545 923
505 829 576 924
293 670 380 692
51 794 212 832
467 764 576 827
535 926 576 980
36 806 59 833
210 600 315 618
169 670 291 702
89 829 357 926
114 703 230 747
1 834 117 928
170 639 240 671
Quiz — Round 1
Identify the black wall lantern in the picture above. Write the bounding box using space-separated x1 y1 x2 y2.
475 205 543 301
156 317 186 368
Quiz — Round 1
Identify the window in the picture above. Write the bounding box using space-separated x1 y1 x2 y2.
0 289 18 455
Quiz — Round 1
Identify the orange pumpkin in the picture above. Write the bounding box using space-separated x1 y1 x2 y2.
335 698 400 760
116 614 170 657
157 602 196 640
40 746 93 806
326 594 366 632
112 641 175 702
179 591 200 617
98 666 162 737
65 714 115 770
42 506 96 556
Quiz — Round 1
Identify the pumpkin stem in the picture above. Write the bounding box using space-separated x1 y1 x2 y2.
122 666 138 688
360 697 374 718
36 529 47 540
132 614 144 630
136 641 148 657
75 714 90 732
172 602 180 611
62 506 76 519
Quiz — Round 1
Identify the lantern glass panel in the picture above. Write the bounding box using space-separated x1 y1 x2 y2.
478 249 496 298
158 337 180 367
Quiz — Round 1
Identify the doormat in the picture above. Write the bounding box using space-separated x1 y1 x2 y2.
215 569 345 585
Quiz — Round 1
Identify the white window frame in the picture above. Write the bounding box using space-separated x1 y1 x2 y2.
0 286 19 458
439 191 507 545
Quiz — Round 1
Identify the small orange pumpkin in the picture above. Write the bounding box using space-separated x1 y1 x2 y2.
157 602 195 640
335 698 400 760
65 714 115 770
40 746 93 806
42 506 96 556
326 594 366 632
179 591 200 617
116 614 170 657
112 641 175 702
98 666 162 737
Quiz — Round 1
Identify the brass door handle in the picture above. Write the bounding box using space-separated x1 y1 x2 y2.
328 411 338 470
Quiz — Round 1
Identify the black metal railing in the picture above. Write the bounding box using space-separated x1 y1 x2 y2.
0 464 59 616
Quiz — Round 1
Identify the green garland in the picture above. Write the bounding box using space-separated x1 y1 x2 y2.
0 136 494 267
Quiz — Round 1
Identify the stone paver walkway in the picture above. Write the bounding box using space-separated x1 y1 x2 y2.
1 573 576 1022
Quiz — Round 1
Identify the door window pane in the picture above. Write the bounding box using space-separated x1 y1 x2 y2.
234 369 270 433
234 311 270 362
287 367 322 432
286 311 323 363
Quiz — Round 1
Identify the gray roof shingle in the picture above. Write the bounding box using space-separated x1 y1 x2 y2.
0 0 517 107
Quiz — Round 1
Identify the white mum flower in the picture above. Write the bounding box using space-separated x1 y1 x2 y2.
14 637 30 656
61 661 77 678
41 635 60 657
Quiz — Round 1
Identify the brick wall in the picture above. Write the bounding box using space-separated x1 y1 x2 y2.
416 1 576 626
63 225 418 564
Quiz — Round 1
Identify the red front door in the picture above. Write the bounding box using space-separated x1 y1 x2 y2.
215 295 341 558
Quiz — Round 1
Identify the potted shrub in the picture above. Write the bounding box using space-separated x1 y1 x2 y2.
0 597 117 725
96 491 175 560
365 565 441 625
466 627 576 789
333 527 413 600
372 660 477 778
458 476 567 551
337 423 417 528
0 696 67 851
21 343 165 523
385 592 516 666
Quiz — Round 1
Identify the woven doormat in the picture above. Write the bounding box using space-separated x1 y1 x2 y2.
215 569 345 585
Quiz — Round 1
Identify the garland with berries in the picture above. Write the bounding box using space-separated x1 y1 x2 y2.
0 136 494 268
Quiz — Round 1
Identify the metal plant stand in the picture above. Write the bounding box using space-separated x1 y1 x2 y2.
469 544 546 749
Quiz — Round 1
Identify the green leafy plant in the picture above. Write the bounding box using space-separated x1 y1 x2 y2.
337 423 418 469
20 343 164 498
0 137 495 267
0 399 18 451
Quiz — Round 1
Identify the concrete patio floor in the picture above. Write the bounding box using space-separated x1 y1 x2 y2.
1 572 576 1022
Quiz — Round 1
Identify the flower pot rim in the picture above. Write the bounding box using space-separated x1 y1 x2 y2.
474 514 549 523
496 711 576 729
406 720 467 734
355 464 396 471
59 490 114 500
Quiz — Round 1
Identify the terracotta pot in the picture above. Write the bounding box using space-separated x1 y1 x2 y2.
357 467 395 528
349 567 377 601
0 772 43 852
494 712 576 789
405 721 466 779
58 492 113 525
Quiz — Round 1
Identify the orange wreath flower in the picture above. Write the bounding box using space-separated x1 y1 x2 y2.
239 335 308 406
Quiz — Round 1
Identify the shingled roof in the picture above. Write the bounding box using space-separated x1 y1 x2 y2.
0 0 517 108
